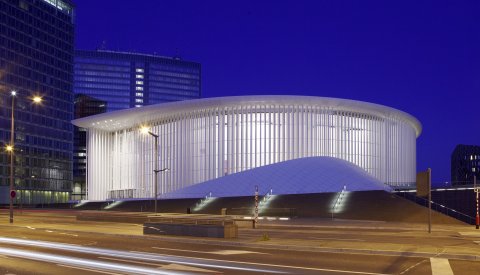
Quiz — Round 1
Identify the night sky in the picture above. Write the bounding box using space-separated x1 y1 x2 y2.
74 0 479 185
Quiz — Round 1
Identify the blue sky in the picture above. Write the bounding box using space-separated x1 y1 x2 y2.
75 0 480 184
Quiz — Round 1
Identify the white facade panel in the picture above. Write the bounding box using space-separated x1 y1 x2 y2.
76 96 421 200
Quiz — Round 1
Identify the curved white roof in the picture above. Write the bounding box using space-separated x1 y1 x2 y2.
163 157 392 199
72 95 422 136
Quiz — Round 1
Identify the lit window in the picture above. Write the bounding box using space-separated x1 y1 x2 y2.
136 81 144 85
135 99 143 103
135 93 143 97
135 68 144 73
136 74 144 79
135 104 142 108
135 87 143 91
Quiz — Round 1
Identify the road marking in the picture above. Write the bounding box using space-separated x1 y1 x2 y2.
152 247 268 255
399 259 428 274
57 264 123 275
59 232 78 237
430 258 453 275
45 230 54 233
309 237 366 242
209 250 266 255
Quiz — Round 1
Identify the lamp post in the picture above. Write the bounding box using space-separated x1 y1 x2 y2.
7 91 42 223
141 126 169 213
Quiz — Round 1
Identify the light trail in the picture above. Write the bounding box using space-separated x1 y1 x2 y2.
0 237 283 274
0 246 189 275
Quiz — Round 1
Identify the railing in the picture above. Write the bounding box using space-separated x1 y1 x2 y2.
395 191 475 224
331 185 347 219
258 188 273 214
193 192 213 212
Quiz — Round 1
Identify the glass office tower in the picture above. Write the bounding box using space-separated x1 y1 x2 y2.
74 50 201 112
451 145 480 186
73 94 106 200
0 0 75 204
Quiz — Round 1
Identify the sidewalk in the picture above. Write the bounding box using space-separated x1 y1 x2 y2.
1 210 480 261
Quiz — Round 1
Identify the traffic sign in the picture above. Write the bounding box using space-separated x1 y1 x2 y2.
10 190 16 199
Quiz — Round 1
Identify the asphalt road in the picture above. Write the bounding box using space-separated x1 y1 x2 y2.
0 212 479 274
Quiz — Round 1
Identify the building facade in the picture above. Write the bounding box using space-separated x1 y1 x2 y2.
72 96 422 201
451 144 480 186
73 94 107 200
0 0 75 204
74 50 201 112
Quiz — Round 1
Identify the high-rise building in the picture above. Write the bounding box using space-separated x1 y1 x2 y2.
72 94 106 200
74 50 201 112
0 0 75 204
451 144 480 186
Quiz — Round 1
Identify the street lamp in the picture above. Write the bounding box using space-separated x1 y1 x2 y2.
8 90 42 223
140 126 169 213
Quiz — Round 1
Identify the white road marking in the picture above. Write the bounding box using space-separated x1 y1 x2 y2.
57 264 123 275
399 259 428 274
59 232 78 237
458 232 480 237
430 258 454 275
209 250 266 255
152 247 268 255
309 237 366 242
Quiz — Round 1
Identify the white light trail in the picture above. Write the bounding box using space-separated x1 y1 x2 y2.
0 246 188 275
0 237 283 273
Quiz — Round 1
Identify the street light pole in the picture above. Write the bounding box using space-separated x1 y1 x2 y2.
140 127 169 213
152 132 159 213
6 91 42 224
9 91 15 224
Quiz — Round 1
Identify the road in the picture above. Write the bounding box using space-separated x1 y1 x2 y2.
0 211 480 274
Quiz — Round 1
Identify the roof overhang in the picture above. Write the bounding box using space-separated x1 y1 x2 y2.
72 95 422 137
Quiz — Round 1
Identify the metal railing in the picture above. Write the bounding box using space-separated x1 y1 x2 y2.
331 185 347 219
395 191 475 224
193 192 213 212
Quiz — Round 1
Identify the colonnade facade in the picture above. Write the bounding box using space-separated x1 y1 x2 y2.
83 98 420 200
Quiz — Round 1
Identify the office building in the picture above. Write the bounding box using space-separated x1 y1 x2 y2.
74 50 201 112
73 94 106 200
451 144 480 186
72 96 422 201
0 0 75 204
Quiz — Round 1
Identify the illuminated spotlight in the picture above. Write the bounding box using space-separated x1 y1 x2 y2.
5 145 13 152
140 126 150 134
32 96 43 103
10 90 16 96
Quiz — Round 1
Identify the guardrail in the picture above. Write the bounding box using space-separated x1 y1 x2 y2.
394 191 475 224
